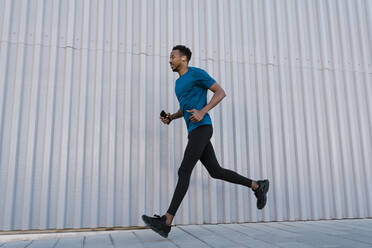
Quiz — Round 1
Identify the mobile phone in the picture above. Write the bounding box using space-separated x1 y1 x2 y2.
160 110 167 118
160 110 171 122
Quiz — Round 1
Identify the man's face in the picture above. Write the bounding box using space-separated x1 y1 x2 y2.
169 50 186 72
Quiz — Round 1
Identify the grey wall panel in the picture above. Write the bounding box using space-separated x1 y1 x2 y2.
0 0 372 230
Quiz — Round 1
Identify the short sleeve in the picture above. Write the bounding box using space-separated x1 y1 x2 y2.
195 68 216 89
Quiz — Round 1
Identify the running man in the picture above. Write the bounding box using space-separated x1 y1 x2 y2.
142 45 269 238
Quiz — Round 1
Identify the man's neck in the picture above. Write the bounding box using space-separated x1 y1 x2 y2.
177 65 189 77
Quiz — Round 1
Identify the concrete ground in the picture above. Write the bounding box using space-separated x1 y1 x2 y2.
0 219 372 248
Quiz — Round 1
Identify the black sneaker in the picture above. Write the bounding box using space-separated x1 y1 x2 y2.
142 214 171 238
253 180 269 209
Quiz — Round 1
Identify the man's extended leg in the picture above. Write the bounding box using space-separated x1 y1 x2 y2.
142 125 212 237
166 125 212 216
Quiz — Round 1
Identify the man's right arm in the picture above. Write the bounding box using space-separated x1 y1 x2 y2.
170 109 183 121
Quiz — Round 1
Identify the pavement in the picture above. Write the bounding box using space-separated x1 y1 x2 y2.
0 218 372 248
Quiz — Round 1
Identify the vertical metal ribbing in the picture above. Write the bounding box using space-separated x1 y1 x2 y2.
0 0 371 230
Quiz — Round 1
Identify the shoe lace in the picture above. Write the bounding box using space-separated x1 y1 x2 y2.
153 214 161 218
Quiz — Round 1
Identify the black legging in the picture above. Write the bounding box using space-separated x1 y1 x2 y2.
167 125 253 216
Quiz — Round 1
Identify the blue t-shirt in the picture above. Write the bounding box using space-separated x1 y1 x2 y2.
174 67 216 133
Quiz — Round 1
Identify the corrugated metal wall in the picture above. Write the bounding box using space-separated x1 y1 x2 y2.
1 0 372 231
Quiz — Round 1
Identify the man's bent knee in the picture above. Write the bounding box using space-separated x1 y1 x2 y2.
209 168 224 179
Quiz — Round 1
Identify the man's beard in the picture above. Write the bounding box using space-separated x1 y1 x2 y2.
172 65 178 72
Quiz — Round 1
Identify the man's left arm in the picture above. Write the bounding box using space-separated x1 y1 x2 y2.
187 82 226 123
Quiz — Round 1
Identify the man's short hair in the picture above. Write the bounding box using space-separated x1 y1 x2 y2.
172 45 192 62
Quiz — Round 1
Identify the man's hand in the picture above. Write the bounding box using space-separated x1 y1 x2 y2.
160 112 172 125
186 109 205 123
